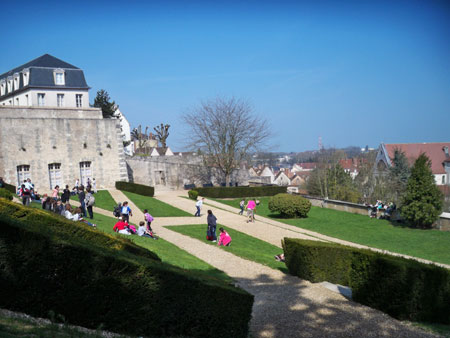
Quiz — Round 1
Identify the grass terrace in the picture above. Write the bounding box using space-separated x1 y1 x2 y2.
215 197 450 265
69 190 116 211
122 191 192 217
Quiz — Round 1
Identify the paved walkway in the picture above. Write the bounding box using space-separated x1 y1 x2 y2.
100 189 436 338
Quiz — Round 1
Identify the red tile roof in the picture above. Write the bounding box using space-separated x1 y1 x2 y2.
384 143 450 175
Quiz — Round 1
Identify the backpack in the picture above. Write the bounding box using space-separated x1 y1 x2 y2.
87 195 95 207
113 203 122 217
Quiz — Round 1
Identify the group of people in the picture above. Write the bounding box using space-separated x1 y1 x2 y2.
239 198 259 223
113 202 157 239
17 178 40 206
367 200 397 219
206 209 232 246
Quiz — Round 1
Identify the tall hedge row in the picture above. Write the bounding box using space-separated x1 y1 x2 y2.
115 181 154 197
193 186 287 198
0 200 254 337
282 238 450 324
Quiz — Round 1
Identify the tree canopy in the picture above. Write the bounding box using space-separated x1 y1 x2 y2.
182 96 271 185
93 89 117 118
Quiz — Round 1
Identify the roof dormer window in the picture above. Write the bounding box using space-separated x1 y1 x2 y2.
13 73 20 91
22 68 30 87
54 69 65 85
0 80 5 96
7 77 13 93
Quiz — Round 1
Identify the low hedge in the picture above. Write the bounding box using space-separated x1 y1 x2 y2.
1 182 16 194
0 188 13 201
282 238 450 324
193 186 286 198
0 199 254 337
115 181 154 197
268 193 311 218
188 189 199 200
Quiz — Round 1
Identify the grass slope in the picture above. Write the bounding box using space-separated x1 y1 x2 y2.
122 191 192 217
216 197 450 265
70 190 116 211
169 224 287 272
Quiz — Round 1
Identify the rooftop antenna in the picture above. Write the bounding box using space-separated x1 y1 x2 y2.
318 136 323 151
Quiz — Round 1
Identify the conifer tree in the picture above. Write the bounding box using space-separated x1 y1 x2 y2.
401 153 442 228
94 89 117 118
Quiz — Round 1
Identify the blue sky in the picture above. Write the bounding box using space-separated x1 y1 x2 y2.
1 0 449 152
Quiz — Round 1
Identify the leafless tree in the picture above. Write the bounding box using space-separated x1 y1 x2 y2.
182 96 271 186
131 125 149 151
154 123 170 148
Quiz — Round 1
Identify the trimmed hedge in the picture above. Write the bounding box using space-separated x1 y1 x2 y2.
188 189 199 200
268 193 311 218
1 182 16 194
0 200 254 337
0 188 13 201
193 186 287 198
115 181 154 197
282 238 450 324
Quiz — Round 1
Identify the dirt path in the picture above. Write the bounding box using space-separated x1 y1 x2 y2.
101 189 436 338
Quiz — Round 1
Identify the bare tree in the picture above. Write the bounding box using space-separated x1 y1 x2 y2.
131 125 149 151
182 96 271 186
154 123 170 148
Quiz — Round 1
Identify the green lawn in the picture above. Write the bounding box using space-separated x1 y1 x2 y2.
168 224 287 272
122 191 192 217
70 190 116 211
215 197 450 265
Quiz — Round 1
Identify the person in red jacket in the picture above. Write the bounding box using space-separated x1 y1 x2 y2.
113 217 131 235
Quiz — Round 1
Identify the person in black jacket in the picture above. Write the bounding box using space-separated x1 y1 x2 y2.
78 185 87 217
207 210 217 242
61 185 71 204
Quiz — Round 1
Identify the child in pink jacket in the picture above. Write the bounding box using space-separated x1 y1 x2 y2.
217 227 232 246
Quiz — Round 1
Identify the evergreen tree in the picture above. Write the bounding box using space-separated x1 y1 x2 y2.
387 149 410 205
93 89 117 118
401 153 442 228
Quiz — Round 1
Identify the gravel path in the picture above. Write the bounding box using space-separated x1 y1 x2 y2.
102 189 438 338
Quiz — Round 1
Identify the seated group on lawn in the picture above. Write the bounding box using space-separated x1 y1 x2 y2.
113 204 157 239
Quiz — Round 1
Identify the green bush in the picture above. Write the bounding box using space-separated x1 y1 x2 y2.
193 186 286 198
188 189 199 200
0 199 254 337
115 181 154 197
1 182 16 194
0 188 13 201
268 193 311 218
282 238 450 324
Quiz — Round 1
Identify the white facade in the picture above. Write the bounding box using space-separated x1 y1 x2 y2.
0 88 89 108
115 108 132 155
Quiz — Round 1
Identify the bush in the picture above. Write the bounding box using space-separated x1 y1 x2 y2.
1 182 16 194
0 199 254 337
268 193 311 218
282 238 450 324
0 188 13 201
193 186 286 198
188 189 199 200
115 181 154 197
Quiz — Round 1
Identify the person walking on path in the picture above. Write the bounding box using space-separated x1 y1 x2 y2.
144 209 154 233
121 201 132 223
217 227 232 246
207 209 217 242
78 185 87 217
85 187 95 219
246 198 256 223
239 198 245 215
194 197 204 217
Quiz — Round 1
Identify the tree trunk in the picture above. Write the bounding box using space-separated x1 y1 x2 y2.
225 174 231 187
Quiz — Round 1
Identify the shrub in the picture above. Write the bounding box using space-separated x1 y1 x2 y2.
188 189 199 200
1 182 16 194
193 186 286 198
268 193 311 218
115 181 154 197
0 199 254 337
282 238 450 324
0 188 13 201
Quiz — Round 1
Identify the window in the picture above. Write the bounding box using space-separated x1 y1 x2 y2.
17 165 31 186
54 69 65 85
25 94 29 106
80 161 92 186
7 78 12 92
0 80 5 95
15 98 19 106
48 163 62 189
76 94 82 107
22 69 29 86
57 94 65 107
38 93 45 106
443 176 446 185
13 74 19 90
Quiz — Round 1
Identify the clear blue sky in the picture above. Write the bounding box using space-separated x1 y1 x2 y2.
2 0 449 152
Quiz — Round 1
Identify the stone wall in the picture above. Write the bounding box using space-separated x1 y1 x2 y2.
126 155 250 190
0 106 127 192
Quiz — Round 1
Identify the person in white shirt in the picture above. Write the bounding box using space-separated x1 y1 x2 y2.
194 197 204 217
92 178 97 193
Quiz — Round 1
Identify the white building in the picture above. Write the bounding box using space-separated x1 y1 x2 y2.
0 54 90 108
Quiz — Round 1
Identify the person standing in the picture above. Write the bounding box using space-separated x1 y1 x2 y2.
121 201 132 223
52 185 60 200
20 184 31 206
239 198 245 215
74 179 79 189
92 178 97 194
246 198 256 223
144 209 154 233
61 185 71 204
195 197 204 217
207 209 217 242
78 185 87 217
85 187 95 219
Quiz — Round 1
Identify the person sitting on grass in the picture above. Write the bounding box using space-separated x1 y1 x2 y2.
144 209 154 233
64 205 96 227
217 227 232 246
274 254 285 262
113 216 131 235
137 221 158 240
